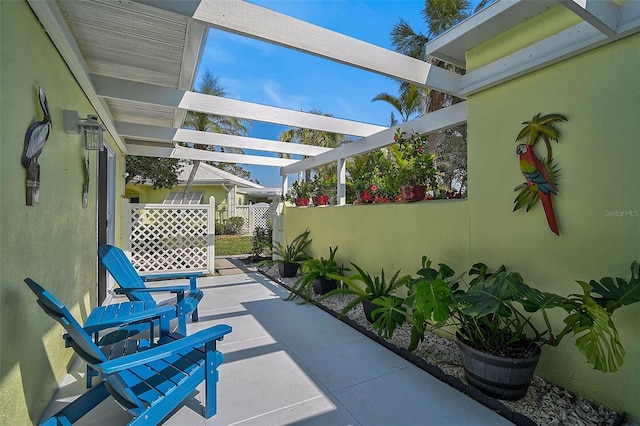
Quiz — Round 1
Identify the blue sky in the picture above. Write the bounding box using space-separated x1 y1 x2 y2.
193 1 472 187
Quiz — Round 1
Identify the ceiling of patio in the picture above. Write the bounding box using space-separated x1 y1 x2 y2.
29 0 640 177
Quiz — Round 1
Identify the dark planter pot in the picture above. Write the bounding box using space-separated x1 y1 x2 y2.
456 337 541 401
312 195 329 206
312 277 337 295
362 299 380 323
295 197 309 207
401 185 426 202
278 262 300 278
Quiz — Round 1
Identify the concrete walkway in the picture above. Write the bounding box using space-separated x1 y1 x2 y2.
42 266 513 425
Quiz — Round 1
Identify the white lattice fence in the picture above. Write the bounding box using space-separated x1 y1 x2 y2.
124 198 215 274
234 203 271 235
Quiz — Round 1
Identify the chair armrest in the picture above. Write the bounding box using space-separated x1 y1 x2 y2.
141 272 202 281
141 272 202 292
113 286 188 295
96 324 232 374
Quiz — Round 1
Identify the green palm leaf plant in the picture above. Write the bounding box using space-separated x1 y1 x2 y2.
286 246 349 302
513 113 567 213
258 229 312 265
318 262 411 327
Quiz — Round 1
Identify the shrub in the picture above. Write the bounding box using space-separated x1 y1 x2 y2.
251 226 273 259
226 216 245 235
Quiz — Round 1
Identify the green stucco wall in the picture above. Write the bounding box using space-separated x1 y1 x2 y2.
284 200 470 285
283 33 640 419
0 1 124 423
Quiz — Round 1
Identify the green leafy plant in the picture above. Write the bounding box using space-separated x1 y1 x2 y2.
287 180 313 200
391 129 438 190
311 173 336 197
319 262 411 326
251 226 272 260
286 246 348 302
375 257 640 372
258 229 312 266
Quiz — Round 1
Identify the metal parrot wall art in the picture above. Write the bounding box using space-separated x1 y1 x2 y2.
21 86 52 206
513 113 568 236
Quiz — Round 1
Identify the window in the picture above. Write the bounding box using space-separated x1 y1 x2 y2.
163 191 203 205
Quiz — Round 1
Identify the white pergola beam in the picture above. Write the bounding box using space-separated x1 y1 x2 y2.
116 122 331 156
281 102 468 176
136 0 463 97
559 0 619 37
128 144 296 167
93 75 385 137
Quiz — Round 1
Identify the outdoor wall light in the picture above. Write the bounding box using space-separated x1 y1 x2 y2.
63 109 105 151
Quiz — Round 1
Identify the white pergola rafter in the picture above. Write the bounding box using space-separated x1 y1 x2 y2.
116 122 331 156
281 102 468 176
93 75 386 137
135 0 463 97
128 144 296 167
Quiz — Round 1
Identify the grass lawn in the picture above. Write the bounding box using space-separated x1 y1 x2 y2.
216 235 253 256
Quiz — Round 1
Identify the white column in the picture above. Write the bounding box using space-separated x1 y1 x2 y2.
207 196 216 275
337 158 346 205
282 174 289 197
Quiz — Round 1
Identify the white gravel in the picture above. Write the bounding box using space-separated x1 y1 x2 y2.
257 264 633 426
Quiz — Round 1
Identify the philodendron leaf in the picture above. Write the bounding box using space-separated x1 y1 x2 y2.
571 297 625 372
410 278 452 323
582 261 640 313
456 272 517 318
371 296 406 339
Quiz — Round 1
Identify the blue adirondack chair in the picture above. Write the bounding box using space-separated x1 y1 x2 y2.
98 244 204 335
25 278 231 425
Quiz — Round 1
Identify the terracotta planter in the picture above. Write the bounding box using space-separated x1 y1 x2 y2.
278 262 300 278
294 197 309 207
456 337 541 400
401 185 426 202
312 277 337 295
312 195 329 206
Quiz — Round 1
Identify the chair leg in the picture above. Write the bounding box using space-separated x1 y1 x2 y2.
86 365 97 389
204 343 224 419
191 307 199 322
177 314 186 336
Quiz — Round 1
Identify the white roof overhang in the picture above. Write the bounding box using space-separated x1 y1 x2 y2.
27 0 640 175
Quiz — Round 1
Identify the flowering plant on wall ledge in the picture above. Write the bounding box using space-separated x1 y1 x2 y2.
514 113 568 235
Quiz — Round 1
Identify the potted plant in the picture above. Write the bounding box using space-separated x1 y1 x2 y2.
289 180 312 206
320 262 411 324
311 173 335 206
258 229 312 278
374 257 640 400
286 246 349 301
391 129 438 202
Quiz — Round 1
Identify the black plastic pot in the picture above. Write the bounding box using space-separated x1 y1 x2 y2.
456 337 541 400
278 262 300 278
362 299 380 323
313 277 337 295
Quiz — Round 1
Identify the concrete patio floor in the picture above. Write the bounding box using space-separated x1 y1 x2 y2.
42 267 513 425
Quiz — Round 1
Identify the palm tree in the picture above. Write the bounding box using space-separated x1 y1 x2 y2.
181 70 249 201
391 0 493 152
371 84 426 124
279 110 345 181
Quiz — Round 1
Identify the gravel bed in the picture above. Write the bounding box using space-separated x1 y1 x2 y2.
257 264 632 426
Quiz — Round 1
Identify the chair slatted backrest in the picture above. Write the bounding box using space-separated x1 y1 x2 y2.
24 279 108 365
24 278 146 412
98 244 153 303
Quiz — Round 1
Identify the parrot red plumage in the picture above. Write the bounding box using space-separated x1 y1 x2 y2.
516 144 559 235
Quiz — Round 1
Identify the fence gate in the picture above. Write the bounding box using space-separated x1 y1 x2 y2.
234 202 271 234
122 197 215 274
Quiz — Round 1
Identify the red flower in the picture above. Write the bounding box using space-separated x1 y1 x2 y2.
362 190 372 201
370 185 377 191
